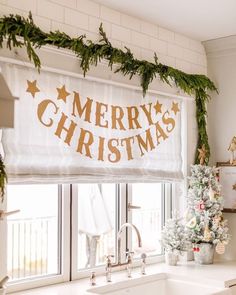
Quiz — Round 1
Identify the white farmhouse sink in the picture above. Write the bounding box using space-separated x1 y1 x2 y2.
87 273 230 295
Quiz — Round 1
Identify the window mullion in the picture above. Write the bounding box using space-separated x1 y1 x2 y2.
70 184 79 280
61 184 71 282
118 183 128 263
126 183 132 253
0 191 7 280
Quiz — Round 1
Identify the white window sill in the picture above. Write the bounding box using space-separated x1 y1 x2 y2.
9 260 236 294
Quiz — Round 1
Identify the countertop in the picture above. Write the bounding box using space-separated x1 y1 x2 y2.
10 261 236 294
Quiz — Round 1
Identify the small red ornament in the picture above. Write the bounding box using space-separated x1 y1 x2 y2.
193 247 200 252
200 203 205 210
196 201 205 211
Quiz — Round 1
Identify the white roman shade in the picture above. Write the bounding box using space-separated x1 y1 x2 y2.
0 62 184 183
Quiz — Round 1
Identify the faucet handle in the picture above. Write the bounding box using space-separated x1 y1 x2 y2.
126 251 134 260
141 253 147 261
106 255 114 263
141 253 147 275
105 255 114 283
90 271 96 286
126 251 134 278
126 251 134 255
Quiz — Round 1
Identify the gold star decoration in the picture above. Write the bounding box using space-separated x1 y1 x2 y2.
26 80 40 98
171 101 180 115
198 144 207 165
57 85 70 103
154 101 162 114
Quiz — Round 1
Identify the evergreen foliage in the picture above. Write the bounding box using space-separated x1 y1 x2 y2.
161 213 187 253
0 154 7 201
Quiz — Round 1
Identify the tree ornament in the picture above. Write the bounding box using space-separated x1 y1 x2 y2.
198 145 207 165
196 200 205 211
228 136 236 165
186 216 197 229
193 246 200 252
209 186 216 201
184 209 193 221
203 225 211 242
213 215 221 226
216 242 225 255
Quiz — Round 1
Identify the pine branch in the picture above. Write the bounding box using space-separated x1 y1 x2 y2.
0 154 7 202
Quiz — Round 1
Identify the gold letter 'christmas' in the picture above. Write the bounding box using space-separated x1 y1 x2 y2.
26 80 180 163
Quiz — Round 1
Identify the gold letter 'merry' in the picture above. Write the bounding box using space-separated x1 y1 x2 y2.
72 91 93 123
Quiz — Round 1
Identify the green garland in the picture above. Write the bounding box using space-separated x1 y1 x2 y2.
0 12 217 173
0 154 7 201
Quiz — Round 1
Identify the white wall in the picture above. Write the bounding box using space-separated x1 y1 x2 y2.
0 0 210 275
204 36 236 261
0 0 207 73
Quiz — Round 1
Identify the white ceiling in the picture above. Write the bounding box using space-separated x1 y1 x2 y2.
95 0 236 41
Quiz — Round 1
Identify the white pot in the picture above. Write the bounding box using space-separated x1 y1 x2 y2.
178 250 194 263
165 252 179 266
194 243 215 265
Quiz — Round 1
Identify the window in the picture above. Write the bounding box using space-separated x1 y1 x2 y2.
3 182 172 292
7 185 61 281
77 184 117 270
128 183 164 256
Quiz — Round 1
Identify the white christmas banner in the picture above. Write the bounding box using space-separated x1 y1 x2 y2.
1 63 183 183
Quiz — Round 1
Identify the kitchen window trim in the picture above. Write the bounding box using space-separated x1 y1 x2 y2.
6 185 71 294
4 182 174 292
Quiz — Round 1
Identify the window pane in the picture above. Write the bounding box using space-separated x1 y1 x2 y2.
77 184 116 270
7 184 61 281
130 183 163 255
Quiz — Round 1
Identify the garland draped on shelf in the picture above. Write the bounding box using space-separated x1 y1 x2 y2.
0 13 218 196
0 154 7 201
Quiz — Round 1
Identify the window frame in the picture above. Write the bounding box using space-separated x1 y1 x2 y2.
2 182 174 292
71 182 172 280
6 184 71 294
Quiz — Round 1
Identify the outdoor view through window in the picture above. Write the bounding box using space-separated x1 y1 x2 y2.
6 183 164 282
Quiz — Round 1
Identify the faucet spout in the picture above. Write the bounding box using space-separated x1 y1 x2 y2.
117 223 142 264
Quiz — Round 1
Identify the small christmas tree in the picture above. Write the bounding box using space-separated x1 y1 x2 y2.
186 165 229 254
161 213 186 254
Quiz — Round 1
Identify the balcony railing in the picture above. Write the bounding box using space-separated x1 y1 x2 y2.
7 216 58 281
